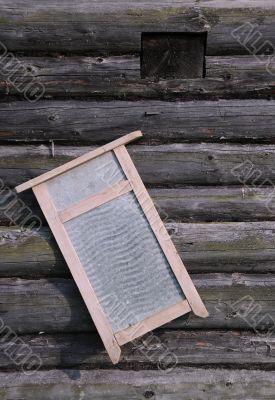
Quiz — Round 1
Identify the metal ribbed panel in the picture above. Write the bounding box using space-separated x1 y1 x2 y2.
47 151 125 210
65 192 185 332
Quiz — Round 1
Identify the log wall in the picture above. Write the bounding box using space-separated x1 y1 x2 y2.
1 1 275 398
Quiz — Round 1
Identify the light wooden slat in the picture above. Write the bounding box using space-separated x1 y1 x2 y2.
115 299 191 345
114 145 208 318
15 131 142 193
32 183 121 364
59 180 132 223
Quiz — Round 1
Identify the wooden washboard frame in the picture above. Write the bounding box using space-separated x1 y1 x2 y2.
15 131 208 364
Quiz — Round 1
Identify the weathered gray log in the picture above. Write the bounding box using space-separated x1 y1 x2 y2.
2 186 275 226
1 56 275 100
0 330 275 370
0 367 274 399
0 1 275 55
1 100 275 143
1 274 275 333
151 187 275 222
207 55 275 80
1 222 275 277
0 228 65 277
2 143 275 187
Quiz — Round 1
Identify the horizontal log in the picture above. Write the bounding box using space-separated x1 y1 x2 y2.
1 274 275 333
207 55 275 80
1 222 275 277
0 331 275 370
2 143 275 187
0 367 274 399
0 228 65 277
1 56 275 100
151 187 275 222
2 186 275 226
1 100 275 144
0 2 275 55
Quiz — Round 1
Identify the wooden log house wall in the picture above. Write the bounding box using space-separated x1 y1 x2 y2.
1 1 275 398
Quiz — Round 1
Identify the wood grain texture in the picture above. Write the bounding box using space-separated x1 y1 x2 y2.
1 273 275 333
150 186 275 222
3 143 275 187
1 100 275 144
2 186 275 226
0 1 275 54
0 367 274 399
0 330 275 369
207 55 275 80
1 221 275 277
1 56 275 100
2 0 275 387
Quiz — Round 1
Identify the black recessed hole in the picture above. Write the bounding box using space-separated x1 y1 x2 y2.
144 390 155 399
141 32 207 80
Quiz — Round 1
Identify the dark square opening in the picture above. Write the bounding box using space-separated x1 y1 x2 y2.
141 32 207 79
